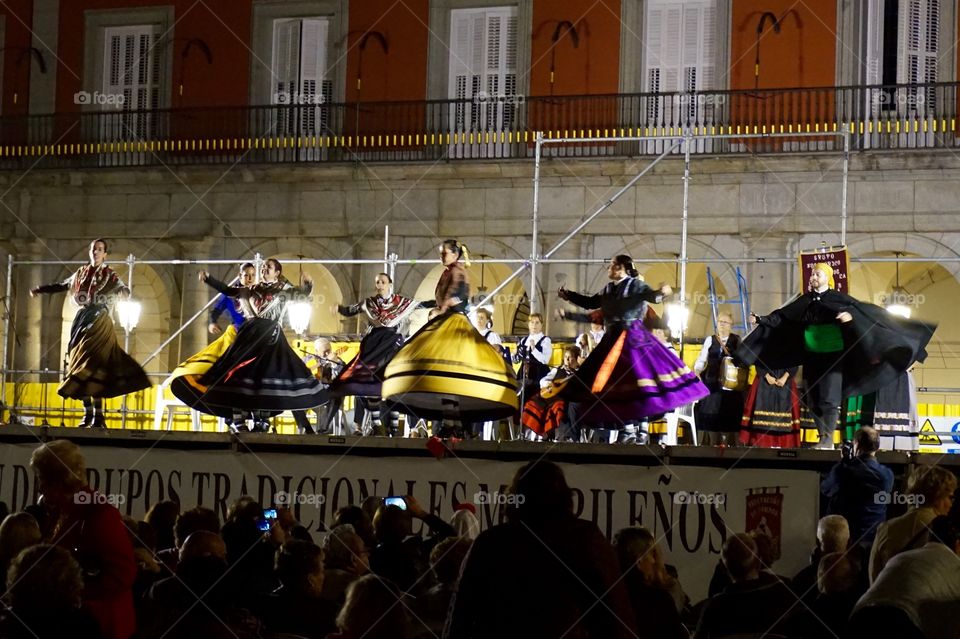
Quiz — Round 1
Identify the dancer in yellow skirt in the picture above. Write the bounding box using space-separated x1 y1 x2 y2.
30 239 151 427
168 262 255 428
382 239 518 425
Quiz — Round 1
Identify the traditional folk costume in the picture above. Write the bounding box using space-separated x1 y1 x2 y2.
843 371 919 451
694 333 746 443
331 293 422 397
515 330 552 410
382 262 518 421
520 363 580 440
168 283 247 396
33 263 151 426
171 276 326 418
739 366 801 447
548 277 708 425
736 274 935 448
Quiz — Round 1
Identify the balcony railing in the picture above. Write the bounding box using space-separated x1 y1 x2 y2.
1 82 958 168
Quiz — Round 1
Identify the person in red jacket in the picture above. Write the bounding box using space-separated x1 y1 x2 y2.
30 439 137 639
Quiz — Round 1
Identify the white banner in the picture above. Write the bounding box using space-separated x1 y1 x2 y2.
0 443 819 600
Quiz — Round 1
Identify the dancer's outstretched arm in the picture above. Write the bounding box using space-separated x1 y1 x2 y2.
30 273 74 297
558 286 601 309
198 271 247 298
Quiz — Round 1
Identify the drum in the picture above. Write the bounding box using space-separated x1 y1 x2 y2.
721 355 748 391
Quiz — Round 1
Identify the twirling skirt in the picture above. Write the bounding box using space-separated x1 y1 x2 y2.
169 324 238 383
328 326 403 398
381 312 518 421
58 305 151 399
546 322 708 424
171 318 327 417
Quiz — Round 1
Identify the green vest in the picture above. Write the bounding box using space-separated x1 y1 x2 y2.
804 323 844 353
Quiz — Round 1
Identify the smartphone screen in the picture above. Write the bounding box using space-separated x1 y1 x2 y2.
384 496 407 510
263 508 278 520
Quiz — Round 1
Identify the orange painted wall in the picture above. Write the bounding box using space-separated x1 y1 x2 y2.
55 0 252 114
345 0 428 103
1 0 35 117
530 0 621 96
729 0 837 90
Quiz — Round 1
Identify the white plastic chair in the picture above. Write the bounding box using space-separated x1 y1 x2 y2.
665 403 698 445
153 381 203 431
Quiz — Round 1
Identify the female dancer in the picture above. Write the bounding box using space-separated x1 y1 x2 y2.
172 258 327 429
551 254 708 428
330 272 423 436
739 365 801 448
30 239 151 427
382 239 518 424
334 272 424 393
168 262 256 429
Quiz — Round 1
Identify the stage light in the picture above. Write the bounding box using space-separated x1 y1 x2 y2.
287 300 312 335
885 252 912 318
665 303 689 336
116 299 142 333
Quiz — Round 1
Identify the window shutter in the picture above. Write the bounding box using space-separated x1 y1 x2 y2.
897 0 938 108
102 24 160 140
449 6 518 131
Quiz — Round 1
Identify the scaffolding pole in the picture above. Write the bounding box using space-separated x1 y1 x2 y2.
1 254 11 424
679 131 693 351
531 133 543 313
841 126 850 245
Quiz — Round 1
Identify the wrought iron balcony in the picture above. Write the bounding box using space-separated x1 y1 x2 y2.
0 82 957 168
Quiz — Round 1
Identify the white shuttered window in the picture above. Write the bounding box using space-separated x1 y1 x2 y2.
644 0 716 123
272 18 332 136
449 6 518 131
101 25 161 139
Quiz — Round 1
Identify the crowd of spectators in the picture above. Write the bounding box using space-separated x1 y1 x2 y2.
0 432 957 639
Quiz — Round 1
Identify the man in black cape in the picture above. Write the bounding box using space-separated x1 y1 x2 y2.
736 263 935 449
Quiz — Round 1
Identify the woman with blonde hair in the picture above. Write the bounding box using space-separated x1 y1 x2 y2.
613 526 686 639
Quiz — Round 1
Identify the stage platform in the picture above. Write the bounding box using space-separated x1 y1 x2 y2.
0 423 953 473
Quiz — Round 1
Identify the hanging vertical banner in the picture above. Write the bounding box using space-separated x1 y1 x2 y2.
745 487 785 558
799 246 850 294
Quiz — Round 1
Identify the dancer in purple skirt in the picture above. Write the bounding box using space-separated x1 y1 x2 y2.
552 254 709 429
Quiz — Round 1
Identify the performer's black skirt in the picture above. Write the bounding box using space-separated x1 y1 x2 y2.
58 305 151 399
171 318 327 417
328 326 403 398
696 388 745 433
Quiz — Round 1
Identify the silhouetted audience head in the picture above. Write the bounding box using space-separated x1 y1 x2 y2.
336 575 411 639
430 537 471 585
505 460 574 524
817 515 850 553
145 500 180 551
613 526 675 589
336 504 377 548
174 507 221 549
30 440 88 508
853 427 880 456
179 530 227 564
225 495 262 525
0 513 41 578
749 528 781 571
908 466 958 515
7 545 83 614
276 540 324 596
323 524 370 575
722 533 760 583
818 552 859 594
450 509 480 540
373 505 412 544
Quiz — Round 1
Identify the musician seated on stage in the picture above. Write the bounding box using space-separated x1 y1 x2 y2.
539 345 582 442
293 338 346 435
